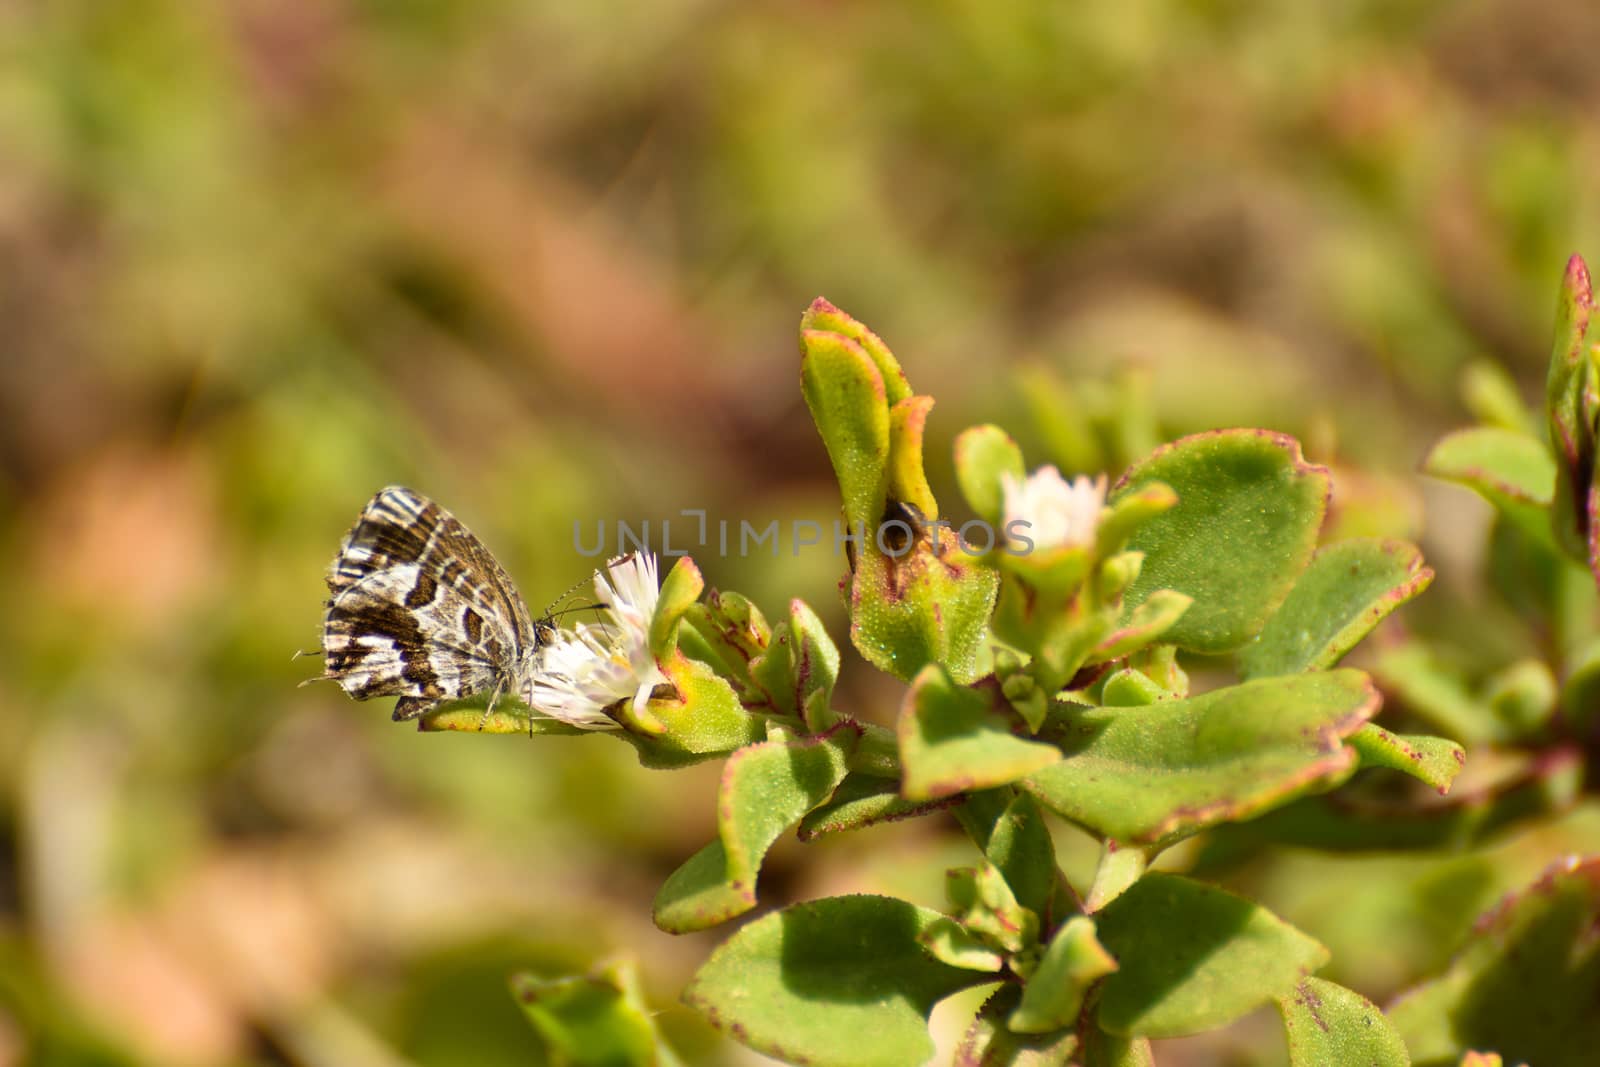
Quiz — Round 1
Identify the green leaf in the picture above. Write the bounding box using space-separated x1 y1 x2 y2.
956 986 1079 1066
920 917 1006 972
1084 842 1149 913
1099 668 1171 707
704 590 773 652
1114 430 1330 652
1095 873 1329 1038
959 991 1153 1066
797 773 962 841
1276 977 1410 1067
652 843 741 934
512 959 681 1067
1463 359 1538 434
1128 644 1188 696
889 395 940 519
1373 644 1509 745
999 663 1051 733
1093 482 1178 558
748 622 798 718
849 721 903 778
1009 917 1118 1034
900 665 1061 801
1486 511 1597 654
748 599 841 731
1424 426 1556 504
787 599 840 731
802 327 891 531
1024 671 1379 844
952 787 1023 851
654 724 859 932
1423 427 1557 545
849 535 1000 684
1546 255 1596 451
990 550 1101 692
620 655 765 768
1199 747 1582 853
683 895 986 1067
1104 369 1162 468
1543 255 1599 567
650 556 705 659
955 424 1027 526
1096 550 1143 602
983 792 1061 923
1078 1029 1155 1067
994 542 1094 602
1389 856 1600 1067
680 590 770 701
947 862 1039 955
1560 637 1600 741
1485 659 1557 735
1089 590 1193 664
1346 723 1464 793
1240 539 1434 679
1017 363 1105 475
802 297 913 406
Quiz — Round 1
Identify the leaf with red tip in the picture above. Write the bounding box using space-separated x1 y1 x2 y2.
1544 254 1600 573
1240 538 1434 679
1275 978 1409 1067
1113 430 1330 653
899 666 1061 802
653 724 859 932
1389 856 1600 1066
1024 671 1379 844
1095 874 1329 1038
802 297 913 406
684 895 988 1067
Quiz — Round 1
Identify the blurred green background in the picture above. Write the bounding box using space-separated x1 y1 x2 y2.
4 1 1600 1064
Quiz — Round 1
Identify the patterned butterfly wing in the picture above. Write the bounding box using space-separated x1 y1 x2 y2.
321 487 538 721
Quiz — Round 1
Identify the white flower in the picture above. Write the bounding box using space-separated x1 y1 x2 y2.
522 553 668 728
1000 467 1107 553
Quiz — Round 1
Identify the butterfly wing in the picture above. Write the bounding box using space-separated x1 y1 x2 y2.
321 487 537 720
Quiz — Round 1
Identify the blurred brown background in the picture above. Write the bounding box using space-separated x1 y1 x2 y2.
4 1 1600 1064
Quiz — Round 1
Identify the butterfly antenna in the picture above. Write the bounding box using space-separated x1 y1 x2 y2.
545 601 602 621
541 568 600 621
539 555 633 632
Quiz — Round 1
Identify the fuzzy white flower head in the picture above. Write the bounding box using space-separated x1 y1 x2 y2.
1000 466 1108 553
522 553 668 728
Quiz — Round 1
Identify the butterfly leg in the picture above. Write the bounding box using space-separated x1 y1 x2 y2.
476 680 507 732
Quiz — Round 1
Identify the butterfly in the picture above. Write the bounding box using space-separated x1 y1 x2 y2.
318 486 554 722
